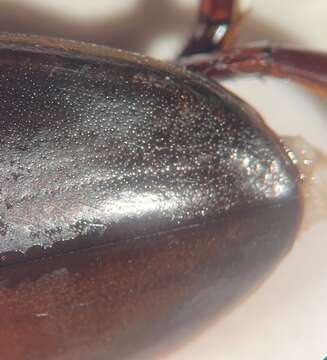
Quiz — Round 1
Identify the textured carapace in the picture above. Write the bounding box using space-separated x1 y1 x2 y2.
0 34 302 360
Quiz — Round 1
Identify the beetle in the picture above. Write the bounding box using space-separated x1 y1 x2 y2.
0 1 325 359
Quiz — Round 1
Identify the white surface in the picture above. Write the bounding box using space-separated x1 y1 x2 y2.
1 1 327 359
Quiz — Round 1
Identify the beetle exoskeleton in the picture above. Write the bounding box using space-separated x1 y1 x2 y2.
0 34 302 360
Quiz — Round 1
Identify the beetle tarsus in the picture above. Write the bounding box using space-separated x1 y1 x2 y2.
180 44 327 97
181 0 239 56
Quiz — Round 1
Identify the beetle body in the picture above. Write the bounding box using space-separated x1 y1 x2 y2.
0 34 302 359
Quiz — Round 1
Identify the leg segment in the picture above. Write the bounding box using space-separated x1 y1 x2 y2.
181 0 238 57
179 45 327 97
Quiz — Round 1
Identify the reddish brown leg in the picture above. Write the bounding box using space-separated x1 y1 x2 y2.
179 45 327 97
181 0 238 56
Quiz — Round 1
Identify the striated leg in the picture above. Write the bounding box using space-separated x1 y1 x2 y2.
181 0 239 56
179 44 327 97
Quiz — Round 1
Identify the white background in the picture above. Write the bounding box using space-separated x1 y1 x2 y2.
1 1 327 359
